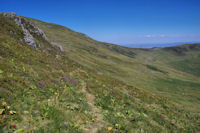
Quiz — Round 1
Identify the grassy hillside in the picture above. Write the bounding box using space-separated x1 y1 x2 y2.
29 18 200 112
0 13 200 132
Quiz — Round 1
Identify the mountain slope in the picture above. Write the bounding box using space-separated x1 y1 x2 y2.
28 17 200 112
0 12 200 132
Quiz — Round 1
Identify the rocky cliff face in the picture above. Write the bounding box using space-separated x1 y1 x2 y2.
1 12 64 51
0 12 48 48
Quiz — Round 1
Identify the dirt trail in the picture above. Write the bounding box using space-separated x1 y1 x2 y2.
69 70 106 132
81 82 104 133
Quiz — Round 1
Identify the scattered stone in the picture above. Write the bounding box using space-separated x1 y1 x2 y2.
56 54 60 58
64 121 69 126
9 30 14 35
97 72 103 75
34 110 40 114
2 127 7 133
50 42 63 51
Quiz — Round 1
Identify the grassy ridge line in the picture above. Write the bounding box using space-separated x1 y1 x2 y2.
1 14 200 132
28 17 200 112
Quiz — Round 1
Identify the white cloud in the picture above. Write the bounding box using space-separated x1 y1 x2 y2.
145 34 166 38
160 34 166 37
145 34 156 38
145 35 151 38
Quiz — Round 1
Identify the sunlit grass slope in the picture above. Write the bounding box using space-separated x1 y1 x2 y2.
29 18 200 112
0 13 200 132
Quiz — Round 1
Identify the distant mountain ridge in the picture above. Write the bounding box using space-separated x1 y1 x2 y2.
120 42 200 48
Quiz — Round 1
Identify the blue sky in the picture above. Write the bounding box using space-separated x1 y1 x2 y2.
1 0 200 46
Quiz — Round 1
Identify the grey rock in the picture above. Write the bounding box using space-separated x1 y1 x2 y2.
22 25 37 48
2 126 7 133
9 30 14 35
0 12 16 18
64 121 69 126
34 110 40 114
1 12 48 48
51 42 63 51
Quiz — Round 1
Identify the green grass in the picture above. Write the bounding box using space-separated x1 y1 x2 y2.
28 17 200 112
28 19 200 111
0 14 200 132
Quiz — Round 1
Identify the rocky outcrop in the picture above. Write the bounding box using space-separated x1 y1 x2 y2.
50 42 63 51
22 26 37 48
0 12 47 48
27 21 48 41
1 12 64 52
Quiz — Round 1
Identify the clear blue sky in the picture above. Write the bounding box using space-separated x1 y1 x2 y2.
1 0 200 45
